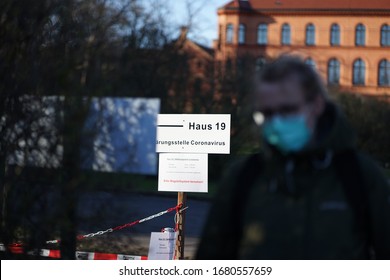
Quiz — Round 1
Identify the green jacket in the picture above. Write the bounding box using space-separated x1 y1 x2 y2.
197 103 390 259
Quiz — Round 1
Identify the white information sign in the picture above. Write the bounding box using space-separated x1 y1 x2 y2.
148 231 177 260
158 153 208 193
156 114 230 154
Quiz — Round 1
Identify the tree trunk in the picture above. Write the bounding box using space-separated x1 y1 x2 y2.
59 97 86 260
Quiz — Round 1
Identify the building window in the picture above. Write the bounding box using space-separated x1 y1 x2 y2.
305 58 316 68
378 59 390 86
281 23 291 45
255 57 266 72
330 24 340 46
193 78 203 94
306 24 315 46
238 24 246 44
218 24 222 49
226 58 233 74
217 61 222 76
381 24 390 46
355 24 366 46
237 58 243 72
257 23 268 45
197 60 203 70
226 24 234 43
328 58 340 85
353 59 365 85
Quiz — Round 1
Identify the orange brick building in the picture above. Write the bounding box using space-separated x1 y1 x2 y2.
214 0 390 96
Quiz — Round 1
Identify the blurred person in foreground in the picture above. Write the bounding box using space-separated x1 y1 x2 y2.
196 56 390 259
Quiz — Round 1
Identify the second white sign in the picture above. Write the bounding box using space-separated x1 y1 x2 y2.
158 153 208 193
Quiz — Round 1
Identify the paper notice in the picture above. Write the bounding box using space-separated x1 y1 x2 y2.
148 231 177 260
158 153 208 193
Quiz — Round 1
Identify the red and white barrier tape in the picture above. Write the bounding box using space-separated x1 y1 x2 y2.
44 249 148 260
0 243 147 260
45 203 183 244
0 203 186 259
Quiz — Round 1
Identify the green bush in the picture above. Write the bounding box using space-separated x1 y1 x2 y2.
331 91 390 167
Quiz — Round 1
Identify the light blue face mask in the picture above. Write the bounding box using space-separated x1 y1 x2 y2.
262 114 312 153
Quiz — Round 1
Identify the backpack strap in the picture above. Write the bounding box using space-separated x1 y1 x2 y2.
333 150 372 254
230 153 264 258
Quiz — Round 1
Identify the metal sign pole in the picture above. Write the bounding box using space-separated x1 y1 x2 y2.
175 192 187 260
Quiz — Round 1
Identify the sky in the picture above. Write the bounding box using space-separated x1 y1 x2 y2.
167 0 228 47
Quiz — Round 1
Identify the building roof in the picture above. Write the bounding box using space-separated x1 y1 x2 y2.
223 0 253 10
172 27 214 59
221 0 390 11
194 42 214 57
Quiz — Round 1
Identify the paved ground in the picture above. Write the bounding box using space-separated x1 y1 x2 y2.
76 191 211 259
6 186 211 259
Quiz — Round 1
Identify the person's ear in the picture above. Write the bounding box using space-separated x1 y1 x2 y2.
312 94 325 117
